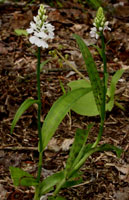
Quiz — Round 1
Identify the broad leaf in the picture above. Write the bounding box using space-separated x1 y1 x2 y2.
68 80 99 116
73 34 103 115
39 171 65 195
11 99 39 134
107 69 124 111
9 166 38 186
41 88 91 152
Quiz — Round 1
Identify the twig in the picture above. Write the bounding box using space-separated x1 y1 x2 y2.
0 146 38 151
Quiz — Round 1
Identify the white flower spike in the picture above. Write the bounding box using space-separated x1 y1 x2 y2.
90 7 111 40
27 4 54 48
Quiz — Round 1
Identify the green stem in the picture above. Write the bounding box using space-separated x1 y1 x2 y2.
92 33 108 148
36 47 43 182
34 186 40 200
101 33 107 122
37 152 43 182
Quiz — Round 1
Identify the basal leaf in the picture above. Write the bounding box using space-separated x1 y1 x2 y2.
62 178 83 188
41 88 91 152
96 143 123 158
65 128 87 176
9 166 38 186
68 80 99 116
39 171 65 195
106 69 124 111
71 124 94 169
11 99 39 134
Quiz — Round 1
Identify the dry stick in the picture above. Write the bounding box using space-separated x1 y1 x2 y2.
0 146 38 151
56 50 90 83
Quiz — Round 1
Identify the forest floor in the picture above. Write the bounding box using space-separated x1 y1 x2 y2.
0 0 129 199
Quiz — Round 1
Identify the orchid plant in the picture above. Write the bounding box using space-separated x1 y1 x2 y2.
10 5 123 200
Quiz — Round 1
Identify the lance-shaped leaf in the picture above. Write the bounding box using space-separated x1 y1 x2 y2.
73 34 103 115
96 143 123 158
65 124 93 177
107 69 124 111
70 143 123 177
9 166 38 186
11 99 39 134
39 171 65 195
41 88 91 152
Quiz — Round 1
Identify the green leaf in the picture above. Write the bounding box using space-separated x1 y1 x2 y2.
63 177 83 188
11 99 39 134
9 166 38 186
14 29 28 36
65 124 93 177
72 124 94 169
73 34 103 115
107 69 124 111
41 88 91 152
68 80 99 116
71 143 122 177
39 171 65 195
96 143 123 158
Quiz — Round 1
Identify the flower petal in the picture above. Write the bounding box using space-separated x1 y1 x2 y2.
29 36 38 45
26 28 33 34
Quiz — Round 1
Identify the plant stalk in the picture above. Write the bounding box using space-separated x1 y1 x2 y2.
36 47 43 183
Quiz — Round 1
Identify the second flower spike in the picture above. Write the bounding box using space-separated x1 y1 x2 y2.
90 7 111 40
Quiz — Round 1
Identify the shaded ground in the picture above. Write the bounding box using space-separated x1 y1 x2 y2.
0 0 129 199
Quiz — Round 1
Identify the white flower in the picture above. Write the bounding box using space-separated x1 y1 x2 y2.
90 27 99 39
90 7 111 40
103 21 111 31
26 4 54 48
